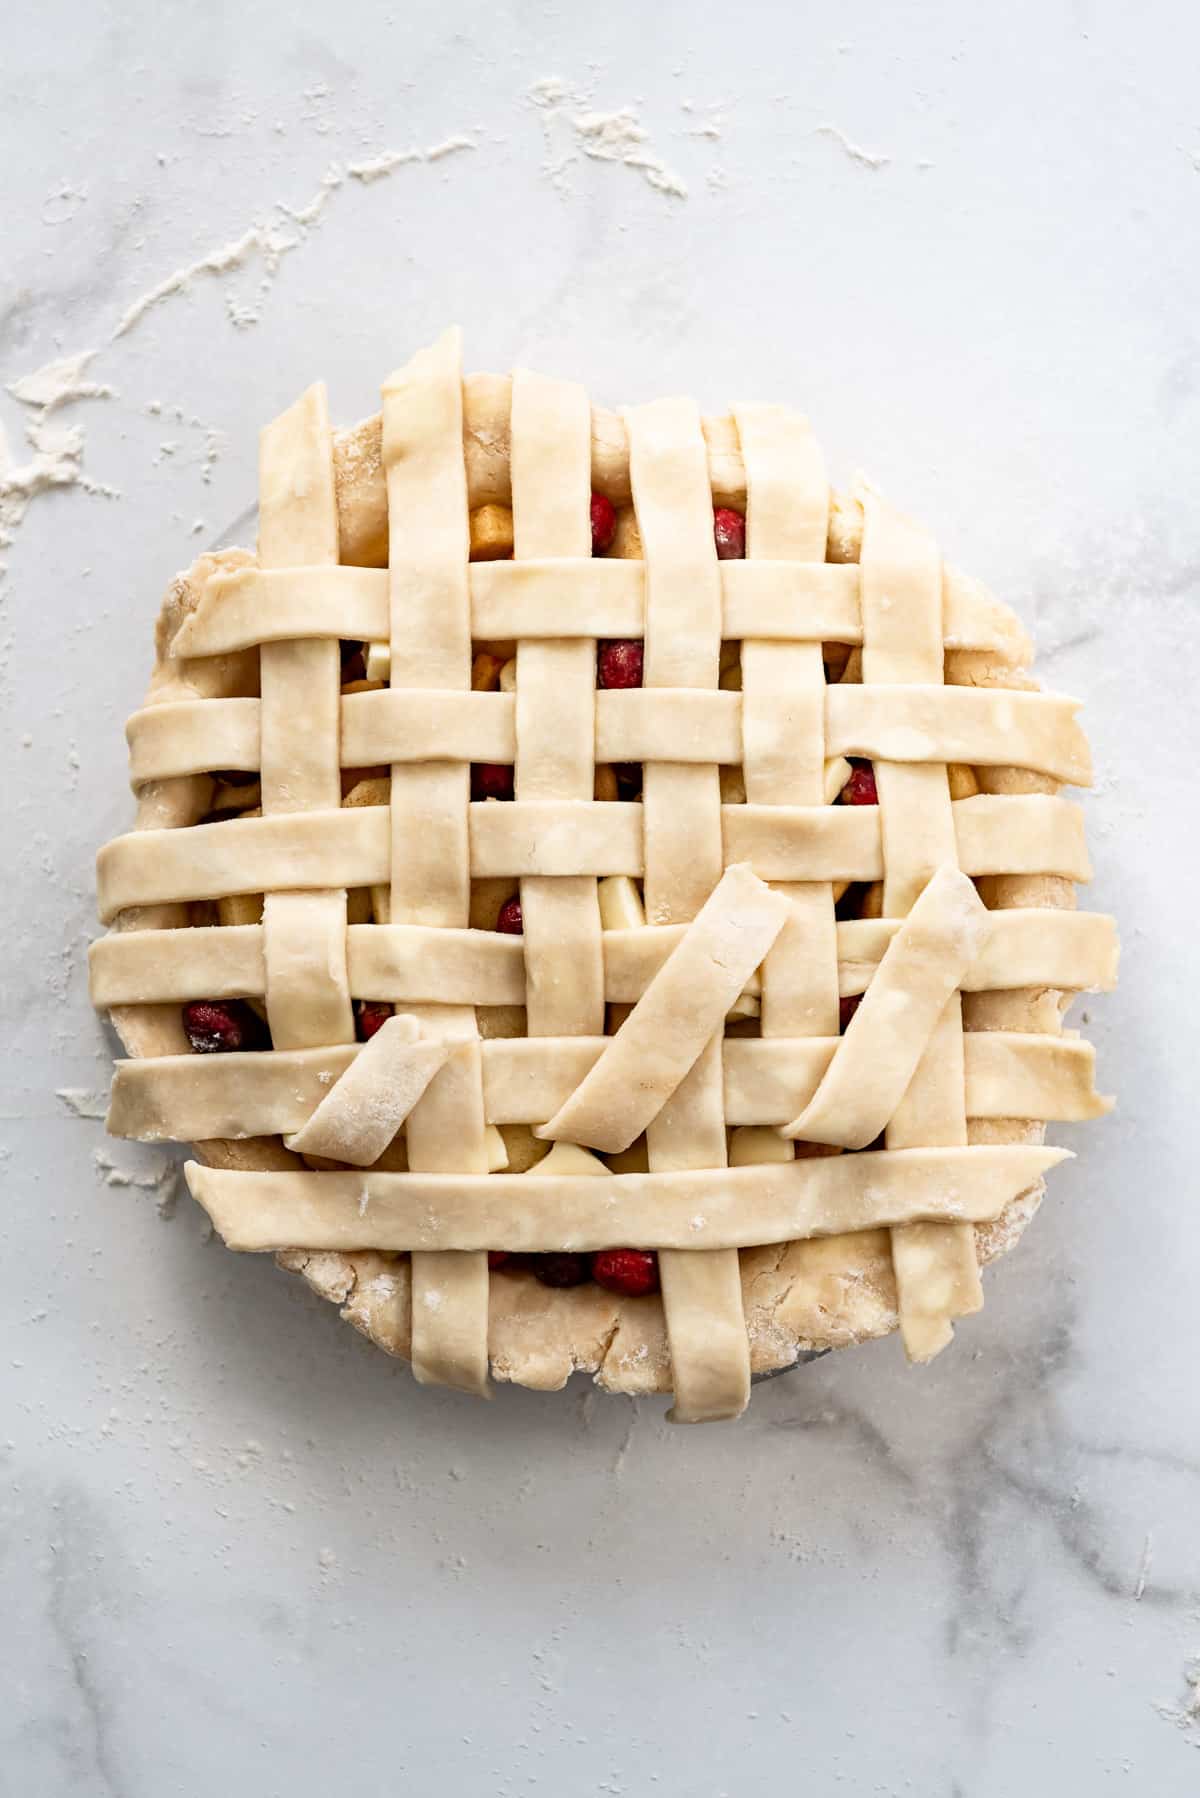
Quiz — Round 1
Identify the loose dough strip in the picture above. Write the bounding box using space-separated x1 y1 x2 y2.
282 1015 451 1166
537 864 790 1153
185 1144 1068 1253
783 866 992 1149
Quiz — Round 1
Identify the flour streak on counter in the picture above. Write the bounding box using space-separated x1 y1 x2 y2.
112 135 476 337
0 132 477 562
528 77 693 198
0 351 118 557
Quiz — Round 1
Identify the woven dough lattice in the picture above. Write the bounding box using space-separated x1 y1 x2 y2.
92 329 1116 1422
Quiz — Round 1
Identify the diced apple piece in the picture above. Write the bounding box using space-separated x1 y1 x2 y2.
598 874 645 931
824 756 853 804
469 503 515 561
728 1126 793 1167
484 1123 508 1172
531 1140 611 1177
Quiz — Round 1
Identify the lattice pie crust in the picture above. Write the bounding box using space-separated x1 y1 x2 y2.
91 331 1117 1422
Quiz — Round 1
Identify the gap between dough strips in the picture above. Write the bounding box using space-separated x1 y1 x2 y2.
91 328 1117 1423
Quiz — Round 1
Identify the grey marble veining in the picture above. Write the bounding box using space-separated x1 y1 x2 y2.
2 2 1198 1792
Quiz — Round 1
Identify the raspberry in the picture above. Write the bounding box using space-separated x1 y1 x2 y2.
598 640 643 690
487 1250 512 1270
472 763 515 802
840 762 878 806
496 895 523 935
534 1253 591 1288
182 999 255 1054
592 1248 659 1297
355 1001 392 1042
590 492 616 555
839 994 861 1033
713 507 746 560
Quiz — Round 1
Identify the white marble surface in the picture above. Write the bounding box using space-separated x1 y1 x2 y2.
2 2 1196 1791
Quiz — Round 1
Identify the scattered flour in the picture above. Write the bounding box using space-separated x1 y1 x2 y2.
93 1147 182 1218
56 1088 109 1120
0 350 119 557
574 110 688 198
814 123 891 170
41 181 88 226
680 99 726 141
1155 1654 1200 1743
7 351 113 411
528 79 689 200
347 135 475 183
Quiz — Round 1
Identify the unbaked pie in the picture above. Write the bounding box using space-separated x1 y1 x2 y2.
91 330 1117 1422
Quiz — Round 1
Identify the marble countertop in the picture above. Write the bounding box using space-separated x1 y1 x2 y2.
3 3 1196 1792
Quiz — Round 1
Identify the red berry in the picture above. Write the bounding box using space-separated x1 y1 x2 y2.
713 506 746 560
210 769 257 787
355 1001 392 1042
840 762 878 806
592 1248 659 1297
614 762 642 797
487 1250 512 1270
590 492 616 555
839 994 861 1033
534 1253 591 1289
496 895 523 935
182 999 253 1054
472 763 515 802
598 640 643 689
340 642 367 683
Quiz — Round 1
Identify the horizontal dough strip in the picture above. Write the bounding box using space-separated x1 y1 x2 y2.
108 1032 1110 1141
89 908 1118 1009
330 394 1029 662
170 557 1024 660
186 1144 1067 1254
128 683 1091 787
96 794 1093 920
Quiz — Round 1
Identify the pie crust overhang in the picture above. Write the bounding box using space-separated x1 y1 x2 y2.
91 329 1118 1423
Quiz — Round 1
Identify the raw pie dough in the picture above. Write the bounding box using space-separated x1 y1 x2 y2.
91 329 1117 1422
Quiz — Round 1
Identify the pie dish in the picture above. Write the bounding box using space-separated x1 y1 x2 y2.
90 330 1117 1422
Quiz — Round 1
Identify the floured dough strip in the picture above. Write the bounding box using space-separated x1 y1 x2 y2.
282 1014 450 1166
105 1029 1111 1142
88 907 1119 1010
783 865 992 1149
537 863 790 1153
185 1144 1067 1253
168 559 1018 661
